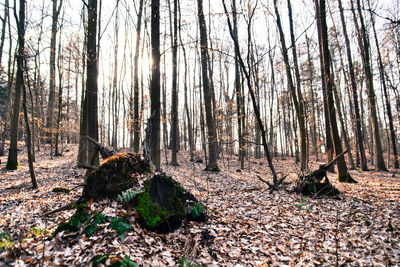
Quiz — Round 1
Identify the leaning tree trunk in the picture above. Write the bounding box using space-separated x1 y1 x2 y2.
222 1 278 187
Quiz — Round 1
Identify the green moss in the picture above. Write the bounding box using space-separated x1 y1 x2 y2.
6 160 21 170
338 173 357 183
135 192 168 229
52 187 72 193
207 165 220 172
0 232 13 251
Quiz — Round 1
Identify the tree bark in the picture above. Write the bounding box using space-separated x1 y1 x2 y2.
132 0 144 153
316 0 354 182
367 0 399 169
6 0 25 170
274 0 307 170
222 1 278 186
47 0 63 159
337 0 368 171
150 0 161 169
170 0 179 165
352 0 387 171
198 0 219 171
315 0 334 171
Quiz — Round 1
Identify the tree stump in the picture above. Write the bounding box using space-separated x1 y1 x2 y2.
132 173 205 233
82 153 151 200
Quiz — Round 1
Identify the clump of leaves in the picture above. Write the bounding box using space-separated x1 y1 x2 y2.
29 227 48 238
0 232 13 251
117 189 144 203
83 213 107 237
52 208 90 238
52 187 72 193
178 257 202 267
92 254 137 267
295 197 312 212
92 254 110 266
190 203 205 219
117 256 137 267
108 217 132 240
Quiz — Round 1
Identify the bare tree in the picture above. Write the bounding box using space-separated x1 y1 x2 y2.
47 0 63 159
337 0 368 171
198 0 219 171
150 0 161 169
316 0 355 182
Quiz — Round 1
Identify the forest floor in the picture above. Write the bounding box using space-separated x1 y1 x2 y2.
0 144 399 266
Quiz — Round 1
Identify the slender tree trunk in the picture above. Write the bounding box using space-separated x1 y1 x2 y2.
231 0 244 169
132 0 144 153
315 0 334 171
198 0 219 171
19 55 38 188
274 0 307 170
6 0 25 170
47 0 63 159
305 35 319 161
367 0 399 169
150 0 161 169
317 0 354 182
178 0 194 161
351 0 386 171
338 0 368 170
222 1 278 186
55 18 64 156
0 0 8 68
170 0 179 165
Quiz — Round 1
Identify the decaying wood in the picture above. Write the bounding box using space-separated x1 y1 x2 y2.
295 150 348 197
83 135 115 160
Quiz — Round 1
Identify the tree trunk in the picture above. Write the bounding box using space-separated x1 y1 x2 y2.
231 0 245 169
351 0 387 171
274 0 307 170
222 1 278 187
178 0 194 161
170 0 179 165
6 0 25 170
86 0 99 165
367 0 399 169
0 0 8 68
315 0 334 171
150 0 161 169
198 0 219 171
132 0 144 153
47 0 63 159
317 0 354 182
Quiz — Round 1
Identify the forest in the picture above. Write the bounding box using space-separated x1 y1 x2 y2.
0 0 399 265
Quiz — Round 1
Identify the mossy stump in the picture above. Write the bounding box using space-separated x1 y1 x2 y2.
133 173 205 233
296 172 340 197
82 153 151 200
